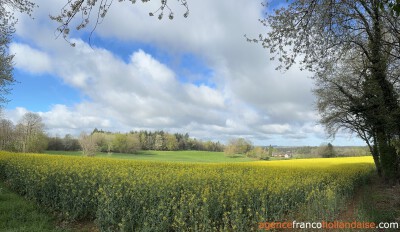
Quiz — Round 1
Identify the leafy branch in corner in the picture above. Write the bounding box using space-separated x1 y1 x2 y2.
49 0 190 47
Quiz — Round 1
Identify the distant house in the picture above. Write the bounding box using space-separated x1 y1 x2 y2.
284 154 291 159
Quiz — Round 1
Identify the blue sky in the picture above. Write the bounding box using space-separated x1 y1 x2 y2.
9 70 81 111
3 0 365 146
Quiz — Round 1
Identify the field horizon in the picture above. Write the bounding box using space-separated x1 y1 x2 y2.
44 150 257 163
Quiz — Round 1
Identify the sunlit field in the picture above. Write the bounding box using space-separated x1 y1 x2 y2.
0 152 375 231
45 150 256 163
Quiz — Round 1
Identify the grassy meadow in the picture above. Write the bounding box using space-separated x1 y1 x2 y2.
0 151 378 231
44 150 256 163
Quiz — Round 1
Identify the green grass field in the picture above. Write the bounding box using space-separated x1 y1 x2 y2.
44 150 256 163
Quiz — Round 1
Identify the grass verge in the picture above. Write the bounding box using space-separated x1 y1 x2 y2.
0 181 99 232
356 175 400 230
0 181 67 232
334 174 400 231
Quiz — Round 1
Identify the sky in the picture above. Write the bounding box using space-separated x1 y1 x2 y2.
3 0 365 146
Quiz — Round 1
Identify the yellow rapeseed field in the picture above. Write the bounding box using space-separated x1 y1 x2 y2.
0 152 375 231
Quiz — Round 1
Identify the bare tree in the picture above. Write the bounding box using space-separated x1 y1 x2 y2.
0 118 14 150
15 112 47 153
79 132 98 156
49 0 189 46
0 9 16 106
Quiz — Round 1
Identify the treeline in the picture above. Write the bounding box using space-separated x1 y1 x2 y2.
49 128 224 155
273 145 370 158
130 130 224 152
1 111 224 155
0 112 48 153
47 134 81 151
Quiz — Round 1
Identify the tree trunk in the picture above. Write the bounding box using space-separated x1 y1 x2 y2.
368 5 400 184
368 135 382 177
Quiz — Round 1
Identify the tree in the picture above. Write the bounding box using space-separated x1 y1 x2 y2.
47 134 82 151
224 138 252 156
26 131 48 152
47 136 64 150
79 132 98 156
0 1 36 104
92 132 106 150
246 146 270 160
112 133 140 154
313 51 395 175
384 0 400 14
318 143 336 158
2 0 189 45
0 9 15 106
165 134 178 151
103 133 114 154
112 133 125 153
125 134 140 153
0 118 14 150
1 1 35 16
203 140 224 152
154 134 165 151
63 134 81 151
268 145 273 157
260 0 400 183
14 112 47 153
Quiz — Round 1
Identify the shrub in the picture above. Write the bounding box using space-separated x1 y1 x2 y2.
246 146 270 160
224 138 252 156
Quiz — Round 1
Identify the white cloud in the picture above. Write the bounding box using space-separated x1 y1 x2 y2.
5 105 111 136
5 107 29 124
261 124 292 134
185 84 225 108
41 104 111 129
5 0 366 145
9 43 52 73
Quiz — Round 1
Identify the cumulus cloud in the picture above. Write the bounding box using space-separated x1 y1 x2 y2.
10 43 52 73
41 104 111 130
6 105 111 136
5 107 29 124
5 0 365 145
